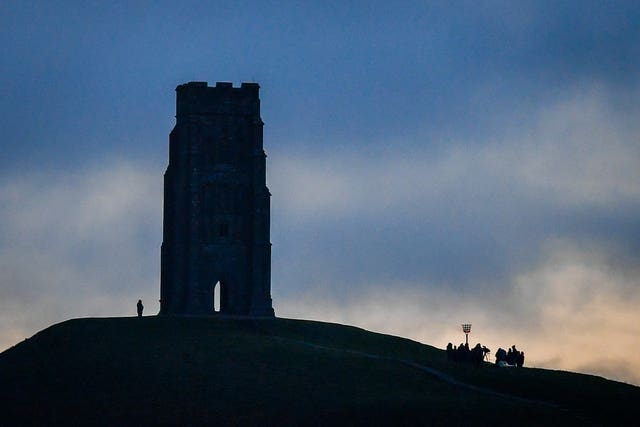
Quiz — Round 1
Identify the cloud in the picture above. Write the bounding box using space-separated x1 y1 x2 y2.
271 85 640 221
276 239 640 386
268 84 640 296
0 161 162 351
268 83 640 385
514 85 640 208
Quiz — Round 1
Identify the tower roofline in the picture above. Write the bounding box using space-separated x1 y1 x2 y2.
176 81 260 91
175 81 260 118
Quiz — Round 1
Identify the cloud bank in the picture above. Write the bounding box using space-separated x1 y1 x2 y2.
0 162 162 349
270 84 640 384
277 240 640 385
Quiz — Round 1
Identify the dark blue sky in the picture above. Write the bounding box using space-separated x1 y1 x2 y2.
2 1 640 385
3 1 639 169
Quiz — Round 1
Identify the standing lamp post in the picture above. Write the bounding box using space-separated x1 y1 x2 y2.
462 323 472 345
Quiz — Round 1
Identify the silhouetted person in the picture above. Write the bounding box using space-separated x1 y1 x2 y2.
517 351 525 368
137 299 144 317
471 343 483 367
457 343 470 363
506 347 514 365
446 343 454 361
509 345 519 365
495 347 506 364
482 346 490 362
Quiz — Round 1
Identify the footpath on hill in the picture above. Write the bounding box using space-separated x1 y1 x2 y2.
265 332 560 409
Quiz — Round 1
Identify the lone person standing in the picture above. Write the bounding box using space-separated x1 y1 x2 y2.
137 299 144 317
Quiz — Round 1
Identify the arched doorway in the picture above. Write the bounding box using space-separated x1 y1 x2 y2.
213 281 221 313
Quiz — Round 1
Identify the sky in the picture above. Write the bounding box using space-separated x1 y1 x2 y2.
1 1 639 386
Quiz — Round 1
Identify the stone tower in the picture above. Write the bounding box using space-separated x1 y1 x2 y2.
160 81 274 316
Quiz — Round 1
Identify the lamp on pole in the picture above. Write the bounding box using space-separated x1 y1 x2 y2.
461 323 472 345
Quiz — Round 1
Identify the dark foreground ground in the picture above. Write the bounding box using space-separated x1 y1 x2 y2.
1 316 638 426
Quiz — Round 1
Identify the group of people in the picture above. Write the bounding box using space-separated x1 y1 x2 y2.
495 345 525 367
446 342 491 367
446 342 525 368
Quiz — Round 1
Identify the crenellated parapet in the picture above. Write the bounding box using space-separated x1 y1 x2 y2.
176 81 261 119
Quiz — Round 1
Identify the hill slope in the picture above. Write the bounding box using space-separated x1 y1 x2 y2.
1 316 638 426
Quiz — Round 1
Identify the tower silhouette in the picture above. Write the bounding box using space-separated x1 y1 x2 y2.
160 81 274 316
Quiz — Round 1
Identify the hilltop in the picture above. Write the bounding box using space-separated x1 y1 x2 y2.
1 316 638 426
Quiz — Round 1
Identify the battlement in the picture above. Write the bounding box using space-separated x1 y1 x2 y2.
176 81 260 118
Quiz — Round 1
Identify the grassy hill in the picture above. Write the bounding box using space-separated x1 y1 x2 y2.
1 316 638 426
